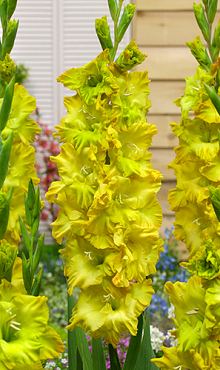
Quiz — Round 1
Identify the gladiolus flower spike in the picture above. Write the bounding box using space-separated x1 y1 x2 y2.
153 1 220 369
46 24 163 350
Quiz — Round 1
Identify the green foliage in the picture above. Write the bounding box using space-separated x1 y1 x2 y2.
14 62 29 84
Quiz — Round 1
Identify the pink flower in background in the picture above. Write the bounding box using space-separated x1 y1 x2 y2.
32 108 60 224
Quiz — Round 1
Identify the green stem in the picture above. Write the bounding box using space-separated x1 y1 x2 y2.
204 3 215 63
68 292 77 369
108 343 121 370
208 22 213 62
29 234 35 286
111 0 123 61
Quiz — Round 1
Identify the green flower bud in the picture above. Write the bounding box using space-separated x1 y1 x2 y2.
209 185 220 221
193 3 210 42
116 38 146 71
0 54 16 84
0 239 17 282
117 4 136 43
207 0 218 24
32 185 40 219
181 236 220 279
108 0 118 22
32 233 44 273
18 215 31 253
32 212 40 238
0 187 13 240
2 19 19 59
95 16 113 54
27 179 35 210
31 267 43 296
22 252 32 294
213 21 220 46
186 35 211 71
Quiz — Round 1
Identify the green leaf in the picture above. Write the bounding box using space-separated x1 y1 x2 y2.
18 215 31 253
30 267 43 296
123 314 143 370
0 76 15 132
135 310 159 370
92 338 107 370
0 131 13 189
7 0 17 20
22 252 32 294
75 326 93 370
67 292 93 370
68 293 77 369
24 193 32 228
108 344 121 370
32 232 45 273
204 83 220 115
0 187 13 239
77 348 84 370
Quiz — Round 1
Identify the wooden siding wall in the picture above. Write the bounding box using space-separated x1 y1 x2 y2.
133 0 220 234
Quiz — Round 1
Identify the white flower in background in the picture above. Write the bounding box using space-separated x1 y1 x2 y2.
166 328 178 347
150 325 166 353
168 303 175 319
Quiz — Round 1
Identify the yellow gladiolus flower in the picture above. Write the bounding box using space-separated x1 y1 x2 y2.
67 279 154 347
0 279 64 369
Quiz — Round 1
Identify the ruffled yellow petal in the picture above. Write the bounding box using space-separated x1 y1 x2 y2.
67 279 153 347
152 345 208 370
1 84 40 145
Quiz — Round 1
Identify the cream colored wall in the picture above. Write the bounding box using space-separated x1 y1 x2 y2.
133 0 220 233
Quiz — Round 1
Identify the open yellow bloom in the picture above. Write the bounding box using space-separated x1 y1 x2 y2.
0 279 64 370
67 279 154 347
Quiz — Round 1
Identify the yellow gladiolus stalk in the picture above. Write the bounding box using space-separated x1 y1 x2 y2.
46 42 163 346
0 84 41 244
156 1 220 368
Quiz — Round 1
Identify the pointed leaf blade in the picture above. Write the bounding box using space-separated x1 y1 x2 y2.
92 337 107 370
123 313 143 370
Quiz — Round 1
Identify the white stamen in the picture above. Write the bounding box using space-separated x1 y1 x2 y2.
192 218 201 226
7 313 21 331
103 293 115 302
9 323 21 331
126 142 139 153
84 251 94 260
186 308 199 315
80 166 90 175
123 87 132 97
118 194 123 204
